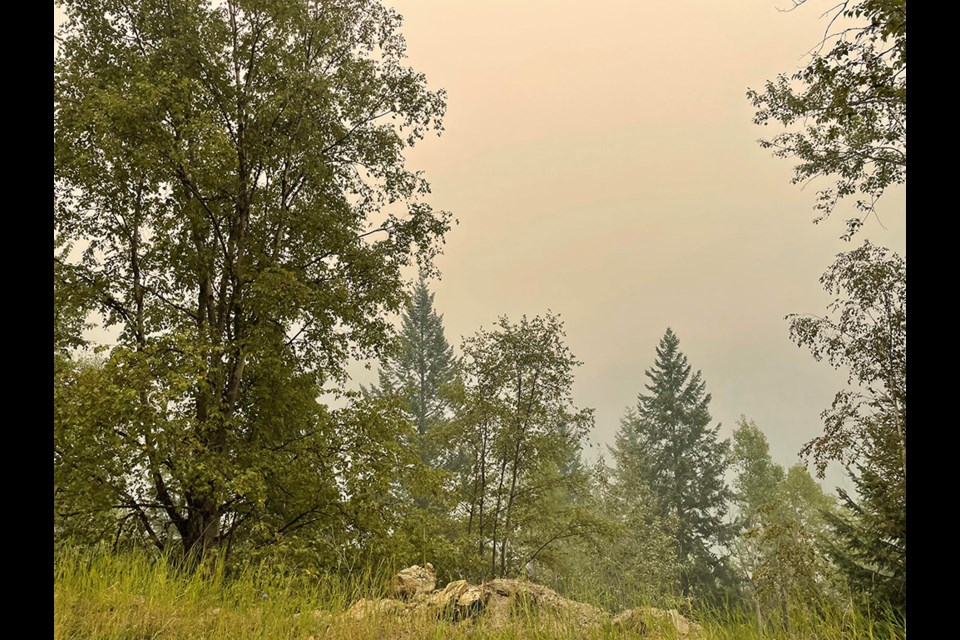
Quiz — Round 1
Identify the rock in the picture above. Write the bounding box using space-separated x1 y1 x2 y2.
387 563 436 600
425 579 489 621
347 597 408 620
481 591 514 629
487 579 607 627
613 607 702 638
456 584 486 609
342 563 701 638
427 579 471 609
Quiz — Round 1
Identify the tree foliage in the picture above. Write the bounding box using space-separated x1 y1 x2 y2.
731 418 840 629
455 314 596 579
749 466 839 630
368 276 459 465
597 444 680 605
614 328 735 600
54 0 449 560
788 241 905 479
822 426 905 612
747 0 906 237
788 241 905 611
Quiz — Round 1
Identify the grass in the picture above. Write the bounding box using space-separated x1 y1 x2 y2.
54 547 905 639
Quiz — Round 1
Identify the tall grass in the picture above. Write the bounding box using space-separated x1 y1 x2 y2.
54 547 905 639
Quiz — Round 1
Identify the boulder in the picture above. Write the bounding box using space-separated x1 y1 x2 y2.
425 579 489 621
386 563 436 600
488 579 607 626
342 563 702 638
347 597 408 620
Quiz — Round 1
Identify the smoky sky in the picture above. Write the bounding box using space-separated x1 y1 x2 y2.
55 1 906 494
380 0 906 493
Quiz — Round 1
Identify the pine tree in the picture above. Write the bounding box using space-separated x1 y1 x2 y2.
372 277 459 459
615 328 735 600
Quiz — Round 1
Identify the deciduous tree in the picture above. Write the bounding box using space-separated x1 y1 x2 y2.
731 418 840 630
788 240 905 611
457 314 595 579
747 0 906 238
54 0 450 560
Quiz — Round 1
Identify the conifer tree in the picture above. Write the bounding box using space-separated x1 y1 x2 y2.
822 423 906 612
371 277 459 460
615 328 735 600
358 278 462 571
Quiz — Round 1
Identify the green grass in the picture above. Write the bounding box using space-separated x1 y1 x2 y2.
54 548 905 639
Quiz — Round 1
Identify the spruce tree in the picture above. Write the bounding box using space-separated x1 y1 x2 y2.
615 328 735 600
373 277 459 459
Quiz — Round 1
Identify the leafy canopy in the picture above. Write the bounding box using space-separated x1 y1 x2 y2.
456 313 596 579
789 241 906 612
54 0 450 560
747 0 906 238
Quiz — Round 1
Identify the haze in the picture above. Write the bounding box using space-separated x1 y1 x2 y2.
55 0 906 493
379 0 906 492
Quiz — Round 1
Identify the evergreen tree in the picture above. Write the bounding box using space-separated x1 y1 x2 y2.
371 277 459 462
615 328 735 600
823 422 906 612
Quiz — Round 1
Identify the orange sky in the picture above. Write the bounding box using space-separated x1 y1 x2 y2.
55 1 906 492
381 0 906 491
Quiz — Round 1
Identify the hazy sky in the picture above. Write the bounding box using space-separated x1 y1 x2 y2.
375 0 906 492
56 1 906 494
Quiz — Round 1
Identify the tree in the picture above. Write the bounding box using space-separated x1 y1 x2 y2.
788 241 905 481
747 0 906 238
615 328 735 600
821 425 905 611
731 417 785 529
731 418 840 631
358 276 463 574
750 466 839 631
730 416 785 622
456 314 595 579
788 240 905 611
54 0 450 560
597 442 680 606
368 276 459 463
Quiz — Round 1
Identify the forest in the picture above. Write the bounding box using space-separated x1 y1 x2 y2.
53 1 906 638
